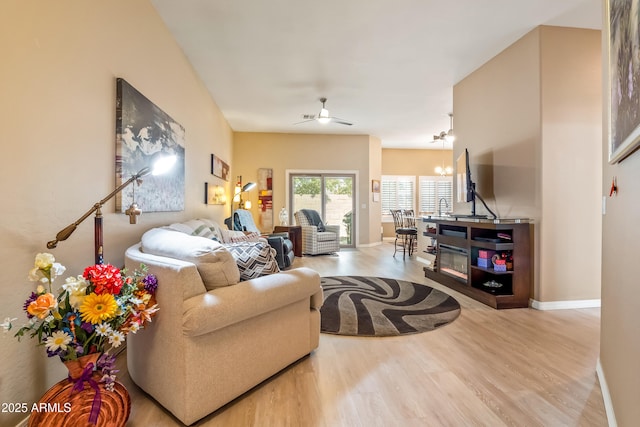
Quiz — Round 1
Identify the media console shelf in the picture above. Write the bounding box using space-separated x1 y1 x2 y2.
418 217 533 309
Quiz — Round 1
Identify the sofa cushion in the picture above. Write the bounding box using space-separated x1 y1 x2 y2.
224 241 280 281
317 231 338 242
141 227 240 289
182 267 321 337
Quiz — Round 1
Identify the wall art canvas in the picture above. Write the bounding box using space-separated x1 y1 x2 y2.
211 154 230 181
115 78 185 211
608 0 640 163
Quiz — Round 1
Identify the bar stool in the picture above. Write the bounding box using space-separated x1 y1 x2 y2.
391 210 418 259
402 209 418 255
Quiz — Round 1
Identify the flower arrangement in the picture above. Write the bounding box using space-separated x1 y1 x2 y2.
2 253 158 389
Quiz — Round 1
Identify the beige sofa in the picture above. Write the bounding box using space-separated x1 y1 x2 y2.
124 226 323 425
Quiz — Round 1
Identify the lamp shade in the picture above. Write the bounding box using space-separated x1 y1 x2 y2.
242 182 257 192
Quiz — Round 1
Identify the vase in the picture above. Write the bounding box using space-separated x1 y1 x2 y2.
28 353 130 427
279 207 288 226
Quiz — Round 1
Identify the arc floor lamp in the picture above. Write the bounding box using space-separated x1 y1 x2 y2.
47 155 176 264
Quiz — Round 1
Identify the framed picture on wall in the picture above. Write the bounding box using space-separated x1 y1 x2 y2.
115 78 185 212
211 154 230 181
607 0 640 163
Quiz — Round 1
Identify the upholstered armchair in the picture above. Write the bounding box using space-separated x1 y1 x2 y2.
293 209 340 255
225 209 295 269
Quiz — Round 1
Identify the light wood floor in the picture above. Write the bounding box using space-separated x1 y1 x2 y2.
118 244 607 426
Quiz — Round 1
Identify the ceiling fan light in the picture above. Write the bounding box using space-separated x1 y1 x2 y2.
445 131 455 143
317 107 331 123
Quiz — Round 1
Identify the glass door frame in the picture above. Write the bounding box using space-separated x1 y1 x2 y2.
286 170 358 248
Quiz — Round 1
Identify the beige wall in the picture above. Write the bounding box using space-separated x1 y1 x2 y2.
600 18 640 426
232 132 381 245
381 148 453 237
453 26 601 304
367 136 383 244
539 27 603 302
0 2 232 424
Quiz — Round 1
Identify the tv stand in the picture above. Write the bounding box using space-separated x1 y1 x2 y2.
417 217 532 309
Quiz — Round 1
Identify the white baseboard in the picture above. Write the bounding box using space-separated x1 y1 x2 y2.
530 298 601 310
597 358 618 427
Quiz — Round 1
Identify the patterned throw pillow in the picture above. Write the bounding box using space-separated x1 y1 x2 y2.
224 241 280 280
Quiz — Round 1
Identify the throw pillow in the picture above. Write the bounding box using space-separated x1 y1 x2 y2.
224 241 280 281
141 228 240 289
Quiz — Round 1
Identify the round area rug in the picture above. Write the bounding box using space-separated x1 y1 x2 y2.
320 276 461 337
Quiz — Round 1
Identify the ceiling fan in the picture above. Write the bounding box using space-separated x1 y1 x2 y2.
295 97 353 126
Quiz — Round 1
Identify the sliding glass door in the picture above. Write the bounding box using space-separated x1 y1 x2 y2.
290 173 355 247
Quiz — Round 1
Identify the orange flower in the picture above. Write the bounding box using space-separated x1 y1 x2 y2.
27 293 58 319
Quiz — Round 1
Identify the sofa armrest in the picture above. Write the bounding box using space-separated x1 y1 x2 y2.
324 224 340 234
182 267 321 337
266 235 286 267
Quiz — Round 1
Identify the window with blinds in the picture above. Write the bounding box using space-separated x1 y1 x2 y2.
381 175 415 216
419 176 453 214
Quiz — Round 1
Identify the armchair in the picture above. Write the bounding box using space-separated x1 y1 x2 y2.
293 209 340 255
225 209 295 269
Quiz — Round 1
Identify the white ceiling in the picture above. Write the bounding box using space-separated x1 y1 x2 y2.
151 0 602 149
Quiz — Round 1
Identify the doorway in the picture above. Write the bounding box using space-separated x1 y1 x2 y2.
289 173 356 247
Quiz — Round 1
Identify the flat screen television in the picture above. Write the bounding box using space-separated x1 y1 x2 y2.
455 148 497 219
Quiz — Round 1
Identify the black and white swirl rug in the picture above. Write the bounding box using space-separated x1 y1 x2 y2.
320 276 461 337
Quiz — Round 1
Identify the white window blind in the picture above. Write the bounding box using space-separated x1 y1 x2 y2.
381 175 415 215
419 176 453 214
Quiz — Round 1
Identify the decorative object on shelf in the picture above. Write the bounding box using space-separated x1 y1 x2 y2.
204 182 226 205
46 156 176 265
483 280 503 288
2 253 159 426
210 154 230 181
258 168 273 231
279 207 289 226
607 0 640 163
115 78 185 212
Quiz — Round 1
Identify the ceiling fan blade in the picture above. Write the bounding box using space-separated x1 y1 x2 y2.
293 118 316 125
331 117 353 126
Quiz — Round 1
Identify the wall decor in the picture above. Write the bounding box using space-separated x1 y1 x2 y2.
257 168 273 231
115 78 185 211
608 0 640 163
372 179 380 202
204 182 226 205
211 154 230 181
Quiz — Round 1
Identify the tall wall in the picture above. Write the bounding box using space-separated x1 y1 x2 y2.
0 1 233 424
453 26 601 304
600 12 640 425
232 132 381 245
539 26 602 302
